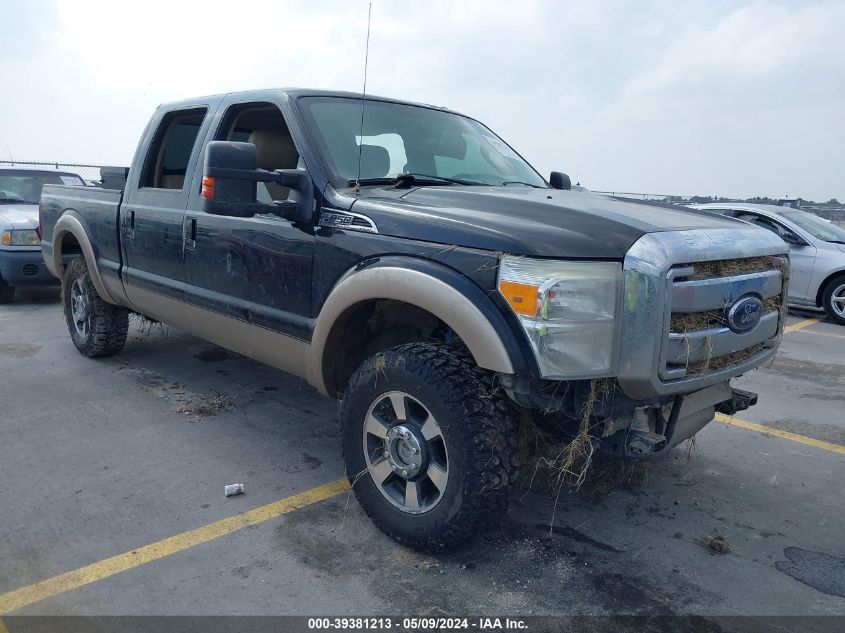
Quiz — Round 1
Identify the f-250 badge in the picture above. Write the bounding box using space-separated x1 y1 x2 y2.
319 211 355 228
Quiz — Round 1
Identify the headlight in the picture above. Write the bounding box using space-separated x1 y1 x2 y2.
498 256 621 379
1 229 40 246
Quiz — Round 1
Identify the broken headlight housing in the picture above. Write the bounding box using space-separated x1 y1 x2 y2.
498 256 622 379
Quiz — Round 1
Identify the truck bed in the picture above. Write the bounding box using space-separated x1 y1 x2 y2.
40 184 125 280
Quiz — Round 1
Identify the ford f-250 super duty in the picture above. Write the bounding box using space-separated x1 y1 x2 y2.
40 89 788 550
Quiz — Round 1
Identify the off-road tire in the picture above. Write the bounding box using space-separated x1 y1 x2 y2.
62 258 129 357
341 342 520 551
822 274 845 326
0 278 14 304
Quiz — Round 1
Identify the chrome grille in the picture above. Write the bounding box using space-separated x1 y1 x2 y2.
660 255 787 381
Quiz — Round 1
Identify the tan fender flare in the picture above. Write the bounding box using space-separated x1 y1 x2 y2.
51 214 118 304
307 265 515 395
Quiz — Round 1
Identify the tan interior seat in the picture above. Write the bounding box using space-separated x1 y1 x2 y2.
248 129 299 200
158 175 185 189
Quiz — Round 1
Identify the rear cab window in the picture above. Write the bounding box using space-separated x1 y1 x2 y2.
141 108 208 190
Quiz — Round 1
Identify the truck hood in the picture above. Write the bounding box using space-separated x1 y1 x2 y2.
0 203 39 231
350 187 751 259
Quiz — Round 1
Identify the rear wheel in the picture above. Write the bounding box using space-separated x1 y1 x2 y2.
0 278 14 304
822 274 845 326
62 258 129 357
341 342 519 551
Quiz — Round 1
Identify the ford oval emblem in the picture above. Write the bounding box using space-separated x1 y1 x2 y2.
727 296 764 333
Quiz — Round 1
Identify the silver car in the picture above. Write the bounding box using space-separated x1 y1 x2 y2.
0 167 85 303
690 203 845 325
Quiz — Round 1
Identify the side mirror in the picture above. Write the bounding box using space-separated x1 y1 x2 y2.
201 141 313 223
549 171 571 190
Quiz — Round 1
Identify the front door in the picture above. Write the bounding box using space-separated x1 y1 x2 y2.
182 100 315 341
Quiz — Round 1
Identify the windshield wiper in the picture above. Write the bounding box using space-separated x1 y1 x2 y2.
501 181 543 188
349 173 484 188
0 198 31 204
826 239 845 244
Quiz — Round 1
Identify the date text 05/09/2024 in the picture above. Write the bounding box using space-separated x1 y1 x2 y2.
307 617 528 630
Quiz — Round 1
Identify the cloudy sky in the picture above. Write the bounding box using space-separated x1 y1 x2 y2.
2 0 843 200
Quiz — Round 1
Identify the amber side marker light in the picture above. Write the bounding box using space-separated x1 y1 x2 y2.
499 280 539 316
201 176 216 200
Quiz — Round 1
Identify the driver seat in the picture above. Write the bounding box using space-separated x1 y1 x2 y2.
248 129 299 200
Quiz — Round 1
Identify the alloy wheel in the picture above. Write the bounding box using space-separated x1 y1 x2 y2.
361 390 449 515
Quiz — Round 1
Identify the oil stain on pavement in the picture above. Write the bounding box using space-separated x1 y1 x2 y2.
776 547 845 598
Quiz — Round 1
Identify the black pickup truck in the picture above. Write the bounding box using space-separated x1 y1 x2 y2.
40 89 788 550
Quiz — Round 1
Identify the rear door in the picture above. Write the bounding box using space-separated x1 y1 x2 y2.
182 97 315 340
121 103 219 308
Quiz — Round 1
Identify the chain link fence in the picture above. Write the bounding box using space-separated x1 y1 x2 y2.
0 160 126 184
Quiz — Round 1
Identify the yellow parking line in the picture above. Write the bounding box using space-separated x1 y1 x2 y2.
794 328 845 341
0 478 349 614
715 414 845 455
783 318 820 334
0 616 9 633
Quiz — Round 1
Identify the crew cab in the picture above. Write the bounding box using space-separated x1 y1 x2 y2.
0 167 84 302
40 89 788 550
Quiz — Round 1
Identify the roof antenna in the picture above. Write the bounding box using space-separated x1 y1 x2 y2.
353 2 372 196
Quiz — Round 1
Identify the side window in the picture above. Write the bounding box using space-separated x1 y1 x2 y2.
216 103 299 201
739 214 784 236
142 108 207 190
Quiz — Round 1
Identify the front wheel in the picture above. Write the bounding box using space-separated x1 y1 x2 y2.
341 342 519 551
822 274 845 326
62 258 129 357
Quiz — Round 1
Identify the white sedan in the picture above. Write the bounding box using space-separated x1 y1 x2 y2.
690 203 845 325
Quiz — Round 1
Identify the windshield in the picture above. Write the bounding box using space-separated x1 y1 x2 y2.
779 209 845 243
298 96 547 189
0 170 84 204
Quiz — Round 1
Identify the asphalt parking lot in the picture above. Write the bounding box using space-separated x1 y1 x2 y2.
1 288 844 623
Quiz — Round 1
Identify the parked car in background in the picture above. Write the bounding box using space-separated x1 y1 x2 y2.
690 203 845 325
0 167 85 302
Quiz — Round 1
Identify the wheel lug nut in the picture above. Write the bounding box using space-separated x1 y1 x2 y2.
411 448 419 455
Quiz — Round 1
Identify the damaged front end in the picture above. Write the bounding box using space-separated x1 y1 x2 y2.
499 227 787 461
501 376 757 460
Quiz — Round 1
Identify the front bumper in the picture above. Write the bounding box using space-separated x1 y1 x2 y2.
0 248 69 287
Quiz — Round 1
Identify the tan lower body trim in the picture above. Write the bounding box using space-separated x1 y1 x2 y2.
129 286 311 381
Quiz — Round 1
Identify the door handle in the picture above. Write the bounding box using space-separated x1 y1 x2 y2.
184 217 197 250
124 210 135 241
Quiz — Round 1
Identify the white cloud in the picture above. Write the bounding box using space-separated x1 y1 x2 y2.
1 0 842 200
